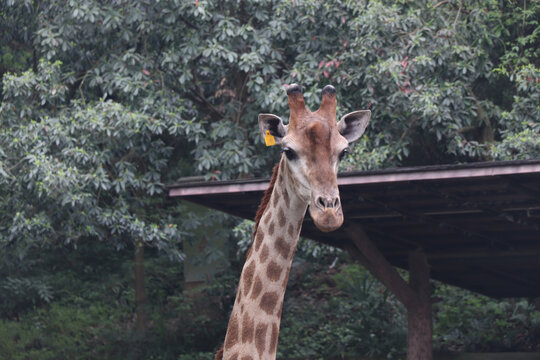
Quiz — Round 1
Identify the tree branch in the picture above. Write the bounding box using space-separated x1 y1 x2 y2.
433 1 448 9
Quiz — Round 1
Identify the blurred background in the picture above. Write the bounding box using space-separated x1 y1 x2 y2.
0 0 539 359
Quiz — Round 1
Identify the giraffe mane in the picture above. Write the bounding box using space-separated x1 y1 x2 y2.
252 161 280 239
214 346 224 360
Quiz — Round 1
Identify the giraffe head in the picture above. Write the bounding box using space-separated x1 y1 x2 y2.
259 84 370 232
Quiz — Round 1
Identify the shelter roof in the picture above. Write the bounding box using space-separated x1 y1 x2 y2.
168 160 540 298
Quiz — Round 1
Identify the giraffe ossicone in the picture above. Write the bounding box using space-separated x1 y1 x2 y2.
217 84 371 360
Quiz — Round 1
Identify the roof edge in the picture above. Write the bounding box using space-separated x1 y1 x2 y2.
168 159 540 197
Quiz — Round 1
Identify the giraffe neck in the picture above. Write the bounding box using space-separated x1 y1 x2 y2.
222 159 308 360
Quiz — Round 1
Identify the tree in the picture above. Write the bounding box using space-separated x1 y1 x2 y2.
0 59 184 326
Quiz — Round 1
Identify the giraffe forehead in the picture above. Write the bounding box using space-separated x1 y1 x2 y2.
284 120 346 161
296 120 340 149
307 121 329 137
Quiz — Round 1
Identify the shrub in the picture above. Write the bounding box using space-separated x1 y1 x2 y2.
278 263 407 359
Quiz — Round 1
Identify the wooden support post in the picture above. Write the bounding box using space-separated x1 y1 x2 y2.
407 249 433 360
345 225 433 360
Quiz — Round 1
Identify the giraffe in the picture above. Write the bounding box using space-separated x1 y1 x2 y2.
216 83 371 360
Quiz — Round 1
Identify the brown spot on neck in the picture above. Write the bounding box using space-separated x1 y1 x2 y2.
275 236 291 259
269 322 279 355
260 292 279 315
272 189 280 207
287 223 295 237
268 221 275 236
263 212 272 225
255 323 268 358
277 206 286 227
250 275 263 299
241 313 255 343
242 260 255 295
224 313 239 350
283 186 290 207
266 260 283 282
259 244 269 263
254 230 264 252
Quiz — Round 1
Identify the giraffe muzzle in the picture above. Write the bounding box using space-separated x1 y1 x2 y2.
309 195 344 232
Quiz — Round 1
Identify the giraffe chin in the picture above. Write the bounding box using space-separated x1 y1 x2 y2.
309 207 344 232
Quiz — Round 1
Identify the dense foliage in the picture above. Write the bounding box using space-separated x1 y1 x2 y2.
433 285 540 353
1 246 538 359
1 0 539 359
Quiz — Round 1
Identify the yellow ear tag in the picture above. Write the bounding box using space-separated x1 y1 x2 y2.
264 130 276 147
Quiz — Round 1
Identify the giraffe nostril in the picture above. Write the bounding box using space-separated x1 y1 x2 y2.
315 196 340 209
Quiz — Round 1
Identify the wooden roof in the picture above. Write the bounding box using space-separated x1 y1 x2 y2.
168 160 540 298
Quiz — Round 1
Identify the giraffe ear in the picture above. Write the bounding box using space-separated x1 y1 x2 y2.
258 114 288 144
337 110 371 143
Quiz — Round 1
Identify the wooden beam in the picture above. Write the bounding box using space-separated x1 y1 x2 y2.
386 248 540 259
344 224 416 309
169 181 268 196
338 161 540 186
169 160 540 197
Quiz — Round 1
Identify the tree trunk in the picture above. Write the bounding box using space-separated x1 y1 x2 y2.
407 250 433 360
134 242 147 332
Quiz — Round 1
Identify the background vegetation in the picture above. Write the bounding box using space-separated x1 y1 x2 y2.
1 0 539 359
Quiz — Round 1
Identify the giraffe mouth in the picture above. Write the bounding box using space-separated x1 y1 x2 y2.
309 203 344 232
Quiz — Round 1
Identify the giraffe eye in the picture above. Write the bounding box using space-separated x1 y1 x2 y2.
282 147 298 161
339 148 349 161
